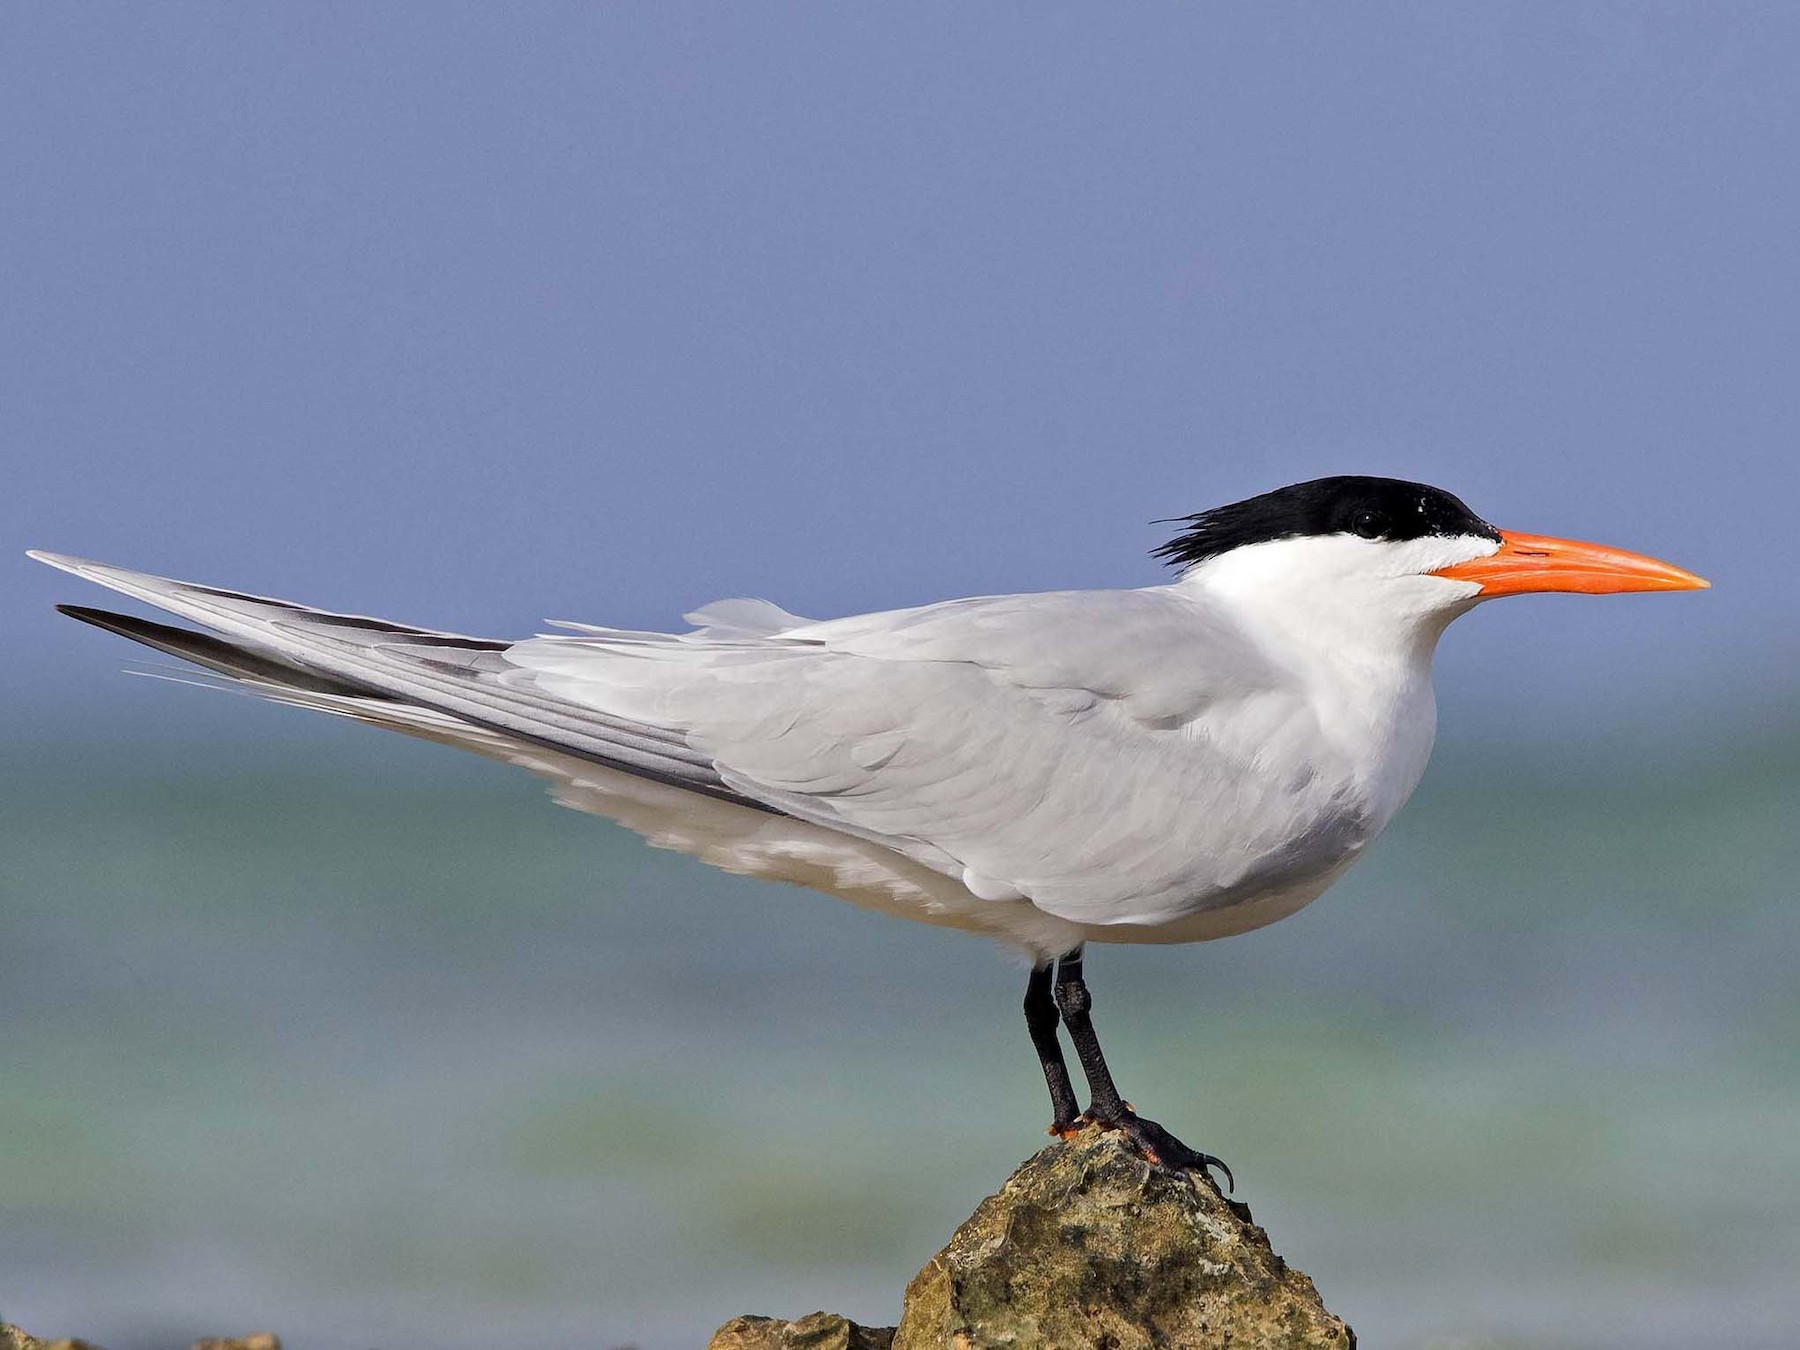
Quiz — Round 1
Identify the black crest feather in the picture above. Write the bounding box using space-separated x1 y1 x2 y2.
1154 476 1497 570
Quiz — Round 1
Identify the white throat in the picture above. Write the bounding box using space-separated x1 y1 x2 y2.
1172 531 1496 820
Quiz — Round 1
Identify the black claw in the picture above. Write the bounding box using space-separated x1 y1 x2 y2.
1089 1109 1234 1192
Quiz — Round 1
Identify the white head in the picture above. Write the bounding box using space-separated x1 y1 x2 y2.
1160 476 1707 667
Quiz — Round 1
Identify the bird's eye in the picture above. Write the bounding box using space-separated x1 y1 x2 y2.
1350 509 1384 539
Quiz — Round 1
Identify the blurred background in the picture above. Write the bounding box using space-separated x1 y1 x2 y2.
3 6 1796 1348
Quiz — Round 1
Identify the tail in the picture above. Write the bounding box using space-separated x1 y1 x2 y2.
29 551 762 811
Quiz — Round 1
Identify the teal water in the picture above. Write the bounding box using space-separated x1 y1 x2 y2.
2 720 1796 1348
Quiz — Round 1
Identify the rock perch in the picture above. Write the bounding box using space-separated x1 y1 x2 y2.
0 1326 276 1350
711 1124 1353 1350
3 1128 1348 1349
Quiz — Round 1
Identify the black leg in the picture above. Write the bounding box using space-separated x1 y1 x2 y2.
1024 962 1081 1135
1052 948 1235 1192
1051 949 1126 1116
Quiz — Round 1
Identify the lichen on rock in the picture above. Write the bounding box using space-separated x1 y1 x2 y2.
711 1124 1353 1350
0 1325 278 1350
0 1322 102 1350
709 1311 894 1350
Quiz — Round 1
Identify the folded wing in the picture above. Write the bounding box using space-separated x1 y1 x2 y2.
509 589 1321 925
33 554 1324 930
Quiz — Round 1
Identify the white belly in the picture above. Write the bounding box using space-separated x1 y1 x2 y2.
518 739 1385 960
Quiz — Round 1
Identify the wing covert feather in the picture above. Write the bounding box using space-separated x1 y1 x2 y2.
507 589 1332 926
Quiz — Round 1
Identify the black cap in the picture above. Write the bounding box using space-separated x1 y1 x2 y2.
1154 476 1499 569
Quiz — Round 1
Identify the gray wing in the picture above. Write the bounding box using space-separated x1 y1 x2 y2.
32 554 1320 928
507 589 1322 926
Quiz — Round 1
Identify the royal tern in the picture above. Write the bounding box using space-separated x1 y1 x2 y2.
31 476 1707 1186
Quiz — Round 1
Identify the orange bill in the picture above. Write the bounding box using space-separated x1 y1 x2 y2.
1432 530 1710 596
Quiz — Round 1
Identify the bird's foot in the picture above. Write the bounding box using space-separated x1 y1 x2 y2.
1082 1107 1234 1192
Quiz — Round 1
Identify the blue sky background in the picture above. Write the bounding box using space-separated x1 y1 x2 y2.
5 3 1795 742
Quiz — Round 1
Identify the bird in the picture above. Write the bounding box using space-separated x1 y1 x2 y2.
30 476 1707 1189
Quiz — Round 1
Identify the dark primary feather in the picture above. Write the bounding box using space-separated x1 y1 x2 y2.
57 605 385 698
48 571 776 814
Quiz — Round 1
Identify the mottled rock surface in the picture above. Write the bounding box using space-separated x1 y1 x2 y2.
711 1125 1353 1350
0 1323 102 1350
709 1311 894 1350
0 1326 277 1350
